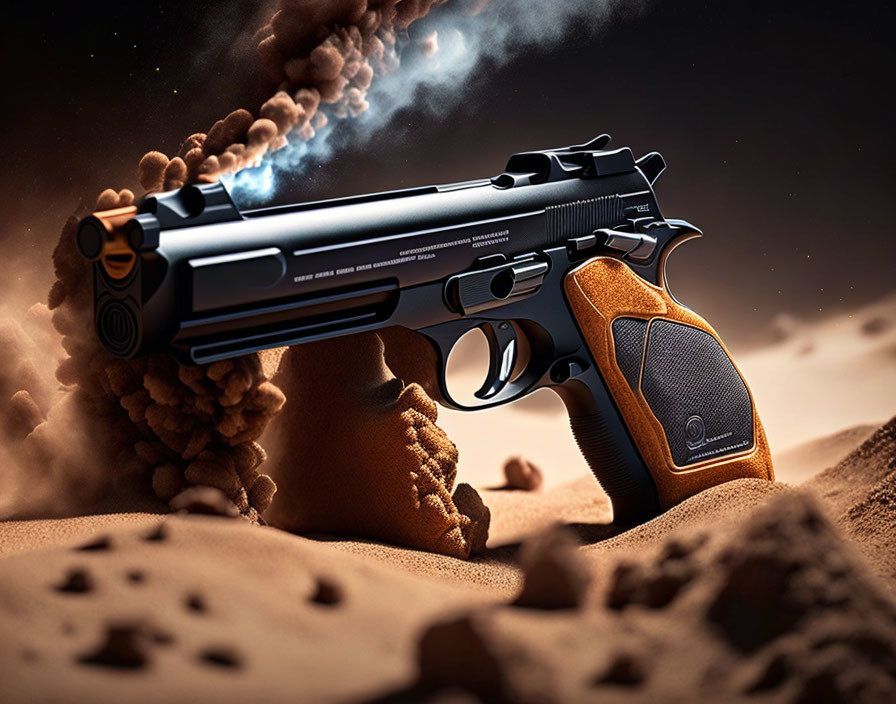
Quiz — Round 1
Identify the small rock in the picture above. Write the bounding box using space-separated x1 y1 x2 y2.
185 593 208 613
642 560 693 608
513 527 590 610
199 646 242 669
149 628 174 645
606 563 639 610
606 533 700 611
143 523 168 542
502 456 544 491
595 653 647 687
169 486 240 518
418 611 556 703
78 623 150 669
861 316 891 337
310 578 343 607
75 535 112 552
660 533 707 563
55 568 94 594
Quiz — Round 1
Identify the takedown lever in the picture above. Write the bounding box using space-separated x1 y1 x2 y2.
446 257 550 316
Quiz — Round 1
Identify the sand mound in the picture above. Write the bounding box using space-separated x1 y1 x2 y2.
589 477 787 557
774 423 879 483
808 416 896 512
0 515 496 704
807 416 896 585
2 413 896 703
397 491 896 704
500 457 544 492
842 471 896 586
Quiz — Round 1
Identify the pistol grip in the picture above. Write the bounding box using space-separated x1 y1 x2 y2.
564 256 774 514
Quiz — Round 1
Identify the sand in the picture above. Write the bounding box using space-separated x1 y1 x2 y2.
1 296 895 702
1 422 893 703
772 423 879 484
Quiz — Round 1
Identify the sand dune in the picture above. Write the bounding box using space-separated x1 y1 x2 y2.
401 488 896 704
807 419 896 587
772 423 878 483
1 416 894 703
0 515 497 703
737 293 896 451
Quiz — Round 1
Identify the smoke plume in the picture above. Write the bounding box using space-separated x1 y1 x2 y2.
232 0 644 202
136 0 644 203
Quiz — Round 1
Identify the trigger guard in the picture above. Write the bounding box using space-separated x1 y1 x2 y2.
418 317 547 412
475 322 518 400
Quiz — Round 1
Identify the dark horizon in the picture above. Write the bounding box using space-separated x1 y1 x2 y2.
1 0 893 348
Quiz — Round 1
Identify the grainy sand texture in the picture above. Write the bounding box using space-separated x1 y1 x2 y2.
1 296 895 703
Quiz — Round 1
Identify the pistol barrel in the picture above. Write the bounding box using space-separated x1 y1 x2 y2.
80 136 666 363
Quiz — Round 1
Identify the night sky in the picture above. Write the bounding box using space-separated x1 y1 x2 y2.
1 0 893 348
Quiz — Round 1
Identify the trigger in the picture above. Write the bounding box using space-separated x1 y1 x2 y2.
475 322 518 400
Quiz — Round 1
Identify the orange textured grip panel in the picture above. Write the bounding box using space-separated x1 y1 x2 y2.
564 256 773 510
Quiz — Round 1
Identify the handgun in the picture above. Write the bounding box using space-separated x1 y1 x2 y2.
76 134 774 523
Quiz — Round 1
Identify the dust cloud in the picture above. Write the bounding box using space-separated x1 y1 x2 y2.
0 0 637 521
